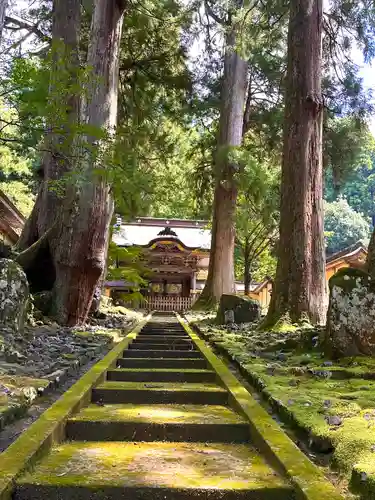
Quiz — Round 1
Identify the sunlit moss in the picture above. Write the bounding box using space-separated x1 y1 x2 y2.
70 403 246 425
96 380 226 393
18 441 291 494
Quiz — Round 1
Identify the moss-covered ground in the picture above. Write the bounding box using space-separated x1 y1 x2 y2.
0 375 49 429
187 313 375 498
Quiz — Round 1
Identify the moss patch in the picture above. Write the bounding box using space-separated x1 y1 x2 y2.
70 403 246 425
74 329 123 343
0 375 49 428
188 314 375 498
96 381 227 393
328 267 371 294
18 441 291 493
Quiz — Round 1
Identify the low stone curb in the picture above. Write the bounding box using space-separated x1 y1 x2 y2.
0 316 149 500
180 317 344 500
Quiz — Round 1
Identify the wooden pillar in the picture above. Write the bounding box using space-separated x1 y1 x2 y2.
191 273 196 293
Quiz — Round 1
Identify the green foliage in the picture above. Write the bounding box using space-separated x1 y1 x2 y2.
106 241 149 303
234 142 279 285
0 138 35 216
324 198 371 255
251 247 276 283
324 116 374 195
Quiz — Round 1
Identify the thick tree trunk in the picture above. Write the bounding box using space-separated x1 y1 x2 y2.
366 230 375 280
195 21 248 308
265 0 326 326
52 0 125 325
0 0 8 41
18 0 124 325
17 0 81 295
243 237 251 295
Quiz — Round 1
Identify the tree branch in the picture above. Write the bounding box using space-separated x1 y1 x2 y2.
4 15 49 42
204 0 228 25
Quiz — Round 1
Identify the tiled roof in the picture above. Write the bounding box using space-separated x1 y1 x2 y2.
113 219 211 250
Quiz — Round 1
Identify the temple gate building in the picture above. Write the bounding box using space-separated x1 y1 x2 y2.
106 217 212 310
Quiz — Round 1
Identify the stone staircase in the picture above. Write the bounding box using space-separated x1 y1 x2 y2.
15 314 294 499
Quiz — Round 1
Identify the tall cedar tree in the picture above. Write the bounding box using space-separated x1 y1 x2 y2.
0 0 7 40
52 0 125 325
265 0 326 325
195 2 248 308
17 0 81 308
17 0 126 325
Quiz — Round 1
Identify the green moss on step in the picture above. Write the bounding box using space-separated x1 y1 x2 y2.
18 441 290 492
70 403 246 424
111 368 214 373
96 381 226 392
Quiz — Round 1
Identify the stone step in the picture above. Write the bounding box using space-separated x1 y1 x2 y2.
123 349 203 359
138 331 188 337
141 329 186 333
129 343 196 351
107 367 216 383
135 336 193 343
137 336 190 342
16 441 293 500
91 381 228 405
117 357 208 369
65 403 250 442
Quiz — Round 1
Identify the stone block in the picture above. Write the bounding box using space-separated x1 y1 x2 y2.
325 268 375 357
216 294 260 325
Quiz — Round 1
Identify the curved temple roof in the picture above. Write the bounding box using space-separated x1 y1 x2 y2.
113 218 211 250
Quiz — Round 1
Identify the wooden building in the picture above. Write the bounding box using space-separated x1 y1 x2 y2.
107 217 211 310
0 190 25 245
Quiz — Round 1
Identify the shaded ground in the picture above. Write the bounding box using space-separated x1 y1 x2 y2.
187 312 375 499
0 306 143 439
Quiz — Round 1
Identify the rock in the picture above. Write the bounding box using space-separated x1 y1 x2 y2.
325 415 343 427
5 348 27 364
22 386 38 403
224 310 235 324
32 291 53 316
325 268 375 357
216 294 260 325
0 259 29 333
276 352 288 362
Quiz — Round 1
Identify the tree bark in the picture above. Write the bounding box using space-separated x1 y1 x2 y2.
17 0 81 295
0 0 8 41
52 0 125 325
243 237 251 295
195 14 248 308
366 230 375 280
265 0 326 326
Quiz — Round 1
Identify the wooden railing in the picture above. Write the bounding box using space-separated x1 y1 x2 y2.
123 295 197 312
